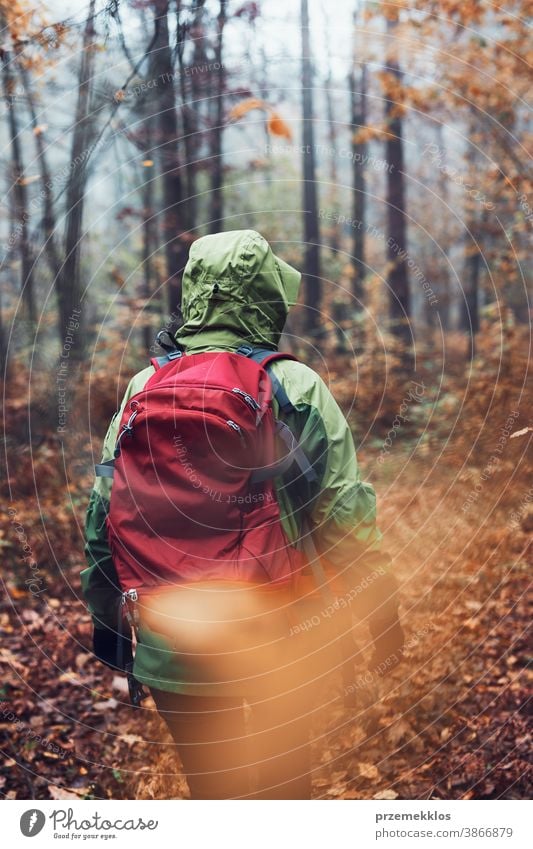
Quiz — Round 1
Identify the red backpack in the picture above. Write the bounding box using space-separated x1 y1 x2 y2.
96 346 316 600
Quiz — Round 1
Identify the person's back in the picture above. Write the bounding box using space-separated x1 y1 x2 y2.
82 229 404 799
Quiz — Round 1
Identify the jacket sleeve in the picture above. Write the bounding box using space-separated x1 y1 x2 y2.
81 367 154 630
271 360 400 624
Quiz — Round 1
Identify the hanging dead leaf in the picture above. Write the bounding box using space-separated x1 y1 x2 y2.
17 175 39 186
228 97 266 122
267 111 292 139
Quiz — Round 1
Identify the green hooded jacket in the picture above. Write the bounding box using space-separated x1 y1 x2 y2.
82 230 398 695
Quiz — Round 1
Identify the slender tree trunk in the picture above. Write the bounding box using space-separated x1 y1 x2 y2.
321 4 338 252
0 285 8 375
259 44 272 183
385 10 410 343
141 119 157 352
208 0 226 233
176 0 203 232
1 27 35 324
152 0 186 320
428 124 450 330
56 0 97 357
17 61 61 279
459 119 488 355
301 0 321 334
460 206 487 356
350 57 367 300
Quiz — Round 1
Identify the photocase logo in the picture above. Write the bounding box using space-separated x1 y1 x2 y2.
20 809 46 837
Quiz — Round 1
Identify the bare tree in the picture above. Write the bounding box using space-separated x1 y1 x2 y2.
208 0 227 233
321 2 339 252
301 0 321 334
17 62 61 280
460 130 488 355
151 0 187 320
384 4 410 343
349 4 368 304
56 0 98 357
0 19 35 324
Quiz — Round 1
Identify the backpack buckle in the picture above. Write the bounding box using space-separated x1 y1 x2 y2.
236 344 254 357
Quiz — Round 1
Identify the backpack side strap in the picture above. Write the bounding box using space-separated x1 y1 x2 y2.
237 345 317 485
95 459 115 479
236 345 297 414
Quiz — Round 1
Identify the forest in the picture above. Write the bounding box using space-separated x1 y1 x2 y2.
0 0 531 800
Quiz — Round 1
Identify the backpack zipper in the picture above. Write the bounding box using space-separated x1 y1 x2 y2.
232 387 261 410
121 588 139 628
226 420 242 433
122 588 138 603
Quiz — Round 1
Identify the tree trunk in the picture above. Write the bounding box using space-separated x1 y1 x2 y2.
56 0 97 358
321 4 338 252
427 124 450 330
301 0 321 335
0 285 8 375
350 56 367 301
208 0 226 234
1 26 35 324
17 61 61 280
141 118 157 352
460 206 487 355
459 122 489 355
151 0 186 322
385 11 410 343
176 0 205 233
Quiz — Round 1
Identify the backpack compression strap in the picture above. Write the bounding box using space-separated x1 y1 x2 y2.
236 345 317 485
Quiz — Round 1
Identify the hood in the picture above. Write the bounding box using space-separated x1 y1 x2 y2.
175 229 301 351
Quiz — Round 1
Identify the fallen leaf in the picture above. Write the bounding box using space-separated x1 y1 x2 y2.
374 789 399 800
359 762 379 779
92 698 118 711
48 785 82 800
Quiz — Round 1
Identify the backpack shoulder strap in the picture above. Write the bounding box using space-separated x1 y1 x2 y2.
237 345 317 485
150 349 184 370
236 345 297 415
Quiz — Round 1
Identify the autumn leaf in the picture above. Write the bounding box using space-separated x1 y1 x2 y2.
48 785 83 800
374 789 399 800
267 111 292 139
359 762 379 779
227 97 267 122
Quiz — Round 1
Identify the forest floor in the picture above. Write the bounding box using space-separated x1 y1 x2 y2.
1 331 531 800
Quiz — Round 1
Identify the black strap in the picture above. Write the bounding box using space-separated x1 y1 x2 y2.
251 420 316 483
156 329 183 353
152 349 183 368
237 346 317 485
95 459 115 478
236 345 295 414
299 520 378 713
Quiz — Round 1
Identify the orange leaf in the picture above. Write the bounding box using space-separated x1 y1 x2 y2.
267 111 292 139
228 97 267 122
